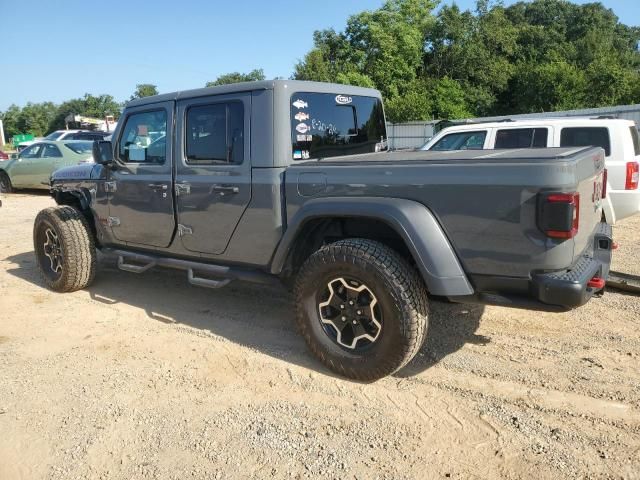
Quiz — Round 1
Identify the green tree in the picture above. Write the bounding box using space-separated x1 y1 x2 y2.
48 94 122 132
295 0 640 121
0 105 22 141
130 84 159 100
206 69 265 87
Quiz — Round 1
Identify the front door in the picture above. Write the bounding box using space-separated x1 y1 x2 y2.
9 143 45 187
107 102 175 247
175 94 252 255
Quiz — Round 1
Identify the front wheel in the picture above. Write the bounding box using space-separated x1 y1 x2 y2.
33 206 97 292
0 172 13 193
294 239 429 381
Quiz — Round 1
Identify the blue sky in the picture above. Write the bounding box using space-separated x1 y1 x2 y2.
0 0 638 111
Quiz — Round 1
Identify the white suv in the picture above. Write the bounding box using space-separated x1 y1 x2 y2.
421 118 640 224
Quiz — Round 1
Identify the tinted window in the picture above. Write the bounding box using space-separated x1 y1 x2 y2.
495 128 548 149
430 131 487 151
64 142 94 154
629 126 640 156
290 93 386 160
45 131 64 140
42 144 62 157
20 144 44 158
185 102 244 165
560 127 611 156
118 110 167 164
75 133 106 141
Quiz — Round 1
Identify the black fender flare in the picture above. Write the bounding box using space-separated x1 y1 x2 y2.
51 185 93 210
270 197 474 297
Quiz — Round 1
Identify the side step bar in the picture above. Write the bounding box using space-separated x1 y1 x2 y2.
103 248 277 289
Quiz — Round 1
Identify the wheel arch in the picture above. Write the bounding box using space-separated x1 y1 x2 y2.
271 197 474 296
51 187 98 241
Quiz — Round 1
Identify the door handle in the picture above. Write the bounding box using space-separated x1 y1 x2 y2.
147 183 168 191
212 185 239 195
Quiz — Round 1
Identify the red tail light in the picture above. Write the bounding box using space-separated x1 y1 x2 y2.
626 162 639 190
539 192 580 239
601 169 607 199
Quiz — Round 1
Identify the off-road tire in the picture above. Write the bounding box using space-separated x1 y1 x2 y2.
33 206 96 292
294 238 429 381
0 171 13 193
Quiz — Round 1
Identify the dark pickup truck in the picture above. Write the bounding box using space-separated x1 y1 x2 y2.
34 80 612 380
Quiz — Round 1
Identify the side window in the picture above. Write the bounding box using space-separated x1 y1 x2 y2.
20 144 44 158
185 102 244 165
560 127 611 156
42 144 62 157
118 110 167 164
495 128 548 149
630 126 640 156
430 131 487 151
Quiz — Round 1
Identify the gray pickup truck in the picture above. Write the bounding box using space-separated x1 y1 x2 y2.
34 80 612 380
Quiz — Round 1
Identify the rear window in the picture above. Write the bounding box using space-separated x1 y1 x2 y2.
430 131 486 151
64 142 93 154
290 93 387 160
630 126 640 156
560 127 611 156
495 128 548 149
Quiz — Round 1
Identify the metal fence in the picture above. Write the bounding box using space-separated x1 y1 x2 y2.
386 104 640 150
386 121 438 150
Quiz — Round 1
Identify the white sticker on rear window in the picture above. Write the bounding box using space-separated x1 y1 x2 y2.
296 123 310 134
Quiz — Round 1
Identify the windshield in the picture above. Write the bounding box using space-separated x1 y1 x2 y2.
45 131 64 140
290 92 387 160
64 141 93 154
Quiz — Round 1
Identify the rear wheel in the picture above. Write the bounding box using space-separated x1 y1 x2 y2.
33 206 97 292
294 239 429 381
0 171 13 193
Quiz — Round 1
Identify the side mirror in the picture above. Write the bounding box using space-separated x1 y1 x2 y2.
9 153 18 160
93 140 114 165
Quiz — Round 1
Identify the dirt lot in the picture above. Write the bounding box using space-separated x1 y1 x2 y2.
1 193 639 480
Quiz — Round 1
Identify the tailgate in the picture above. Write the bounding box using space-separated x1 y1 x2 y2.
572 148 606 263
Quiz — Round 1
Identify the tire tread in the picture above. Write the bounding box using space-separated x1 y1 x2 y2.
294 238 428 381
34 205 96 292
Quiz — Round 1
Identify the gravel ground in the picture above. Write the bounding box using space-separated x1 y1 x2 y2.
1 193 639 480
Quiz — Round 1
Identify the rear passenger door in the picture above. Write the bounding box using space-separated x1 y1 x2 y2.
493 128 550 149
175 94 252 255
32 143 63 186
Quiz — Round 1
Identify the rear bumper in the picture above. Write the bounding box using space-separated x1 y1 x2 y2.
530 222 613 309
451 223 613 312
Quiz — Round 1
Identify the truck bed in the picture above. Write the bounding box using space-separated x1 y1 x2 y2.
286 147 606 282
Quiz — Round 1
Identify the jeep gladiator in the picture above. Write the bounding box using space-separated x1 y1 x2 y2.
34 80 612 380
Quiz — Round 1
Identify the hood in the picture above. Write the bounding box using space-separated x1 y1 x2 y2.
51 164 102 182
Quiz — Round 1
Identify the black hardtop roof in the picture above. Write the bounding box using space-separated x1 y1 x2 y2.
126 80 382 108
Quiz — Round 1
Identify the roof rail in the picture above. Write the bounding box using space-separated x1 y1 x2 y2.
594 115 618 120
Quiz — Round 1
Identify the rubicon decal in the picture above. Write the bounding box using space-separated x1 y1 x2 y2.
335 95 353 105
296 123 310 134
293 100 308 109
295 112 310 122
